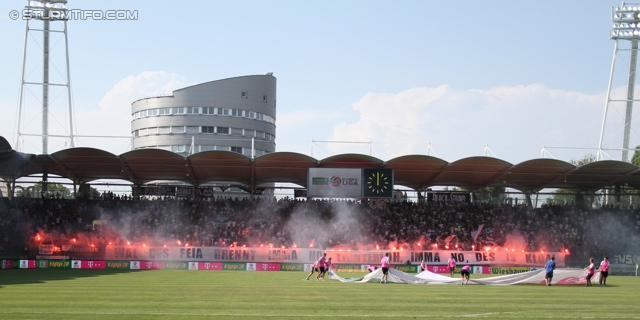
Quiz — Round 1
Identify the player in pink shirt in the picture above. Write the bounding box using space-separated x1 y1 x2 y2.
419 260 427 272
460 265 470 285
598 256 610 286
584 258 595 287
315 252 327 281
321 257 333 280
380 252 390 284
448 257 456 277
305 260 318 280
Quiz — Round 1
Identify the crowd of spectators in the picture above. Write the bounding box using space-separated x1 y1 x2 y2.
1 194 639 262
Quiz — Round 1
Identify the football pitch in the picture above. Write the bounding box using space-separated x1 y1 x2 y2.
0 269 638 319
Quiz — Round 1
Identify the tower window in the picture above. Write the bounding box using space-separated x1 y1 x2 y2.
231 146 243 154
241 91 248 98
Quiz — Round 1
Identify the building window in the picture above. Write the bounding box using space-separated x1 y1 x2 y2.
231 146 243 154
172 107 184 114
202 126 215 133
241 91 247 98
232 109 242 117
133 130 139 137
231 128 243 135
171 145 186 153
186 126 199 134
148 127 158 135
247 111 255 119
217 127 230 134
159 108 171 115
172 126 185 134
263 94 267 102
203 107 214 114
186 107 200 114
158 126 170 134
148 109 158 116
139 128 148 136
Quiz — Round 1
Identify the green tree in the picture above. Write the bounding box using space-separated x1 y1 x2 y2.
548 154 597 206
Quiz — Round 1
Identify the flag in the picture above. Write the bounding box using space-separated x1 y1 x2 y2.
472 224 485 243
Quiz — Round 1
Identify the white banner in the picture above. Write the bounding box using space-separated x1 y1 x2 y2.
103 246 565 267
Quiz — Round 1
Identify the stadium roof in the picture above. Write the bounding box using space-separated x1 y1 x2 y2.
2 137 640 193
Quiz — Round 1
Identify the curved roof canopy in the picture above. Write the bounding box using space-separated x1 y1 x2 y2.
2 137 640 193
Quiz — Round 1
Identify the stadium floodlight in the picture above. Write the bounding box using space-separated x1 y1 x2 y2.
598 2 640 162
611 5 640 40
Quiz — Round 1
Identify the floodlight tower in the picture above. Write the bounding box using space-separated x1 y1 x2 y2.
16 0 74 154
598 3 640 162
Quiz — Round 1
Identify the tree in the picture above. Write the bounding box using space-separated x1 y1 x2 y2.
548 154 597 206
631 145 640 166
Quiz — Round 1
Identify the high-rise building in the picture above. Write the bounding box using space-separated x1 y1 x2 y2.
131 74 276 157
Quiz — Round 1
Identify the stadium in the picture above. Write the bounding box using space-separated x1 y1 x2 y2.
2 1 640 319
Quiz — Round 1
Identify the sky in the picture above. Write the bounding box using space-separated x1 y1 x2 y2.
0 0 637 164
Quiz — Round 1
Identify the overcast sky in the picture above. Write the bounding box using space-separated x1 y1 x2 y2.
0 0 636 164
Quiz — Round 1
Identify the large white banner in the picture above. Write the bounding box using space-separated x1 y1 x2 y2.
611 253 640 275
104 246 565 267
307 168 362 198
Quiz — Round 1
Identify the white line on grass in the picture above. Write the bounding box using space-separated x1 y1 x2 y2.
2 312 640 318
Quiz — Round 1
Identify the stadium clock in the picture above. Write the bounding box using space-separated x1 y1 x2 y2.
362 168 394 198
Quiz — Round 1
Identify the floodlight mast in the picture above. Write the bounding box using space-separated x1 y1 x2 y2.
16 0 74 154
598 3 640 162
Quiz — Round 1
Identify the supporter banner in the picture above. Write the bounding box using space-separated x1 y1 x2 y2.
68 246 102 260
611 253 640 275
106 261 130 269
133 186 176 197
427 192 470 203
175 187 213 198
104 246 565 267
39 245 54 255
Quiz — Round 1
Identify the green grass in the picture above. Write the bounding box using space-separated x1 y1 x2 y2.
0 270 638 319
